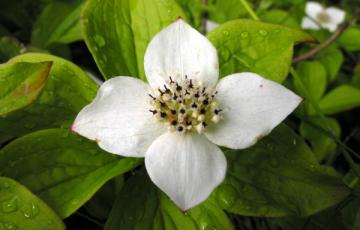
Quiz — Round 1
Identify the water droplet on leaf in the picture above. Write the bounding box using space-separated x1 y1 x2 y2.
94 34 106 47
240 32 248 38
222 30 229 36
2 196 18 213
22 203 39 219
258 30 267 36
4 222 16 230
216 184 237 208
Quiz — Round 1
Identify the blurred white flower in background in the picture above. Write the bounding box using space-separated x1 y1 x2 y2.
301 1 345 32
205 20 219 33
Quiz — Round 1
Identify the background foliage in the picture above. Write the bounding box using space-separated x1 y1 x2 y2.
0 0 359 229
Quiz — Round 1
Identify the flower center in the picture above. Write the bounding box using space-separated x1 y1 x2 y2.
149 76 222 134
316 11 331 24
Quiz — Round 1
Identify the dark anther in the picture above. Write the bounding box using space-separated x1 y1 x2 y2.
163 85 170 93
203 99 209 105
171 109 177 115
158 89 164 95
148 94 156 100
160 102 166 108
185 75 188 79
171 120 178 126
194 92 200 98
214 109 222 114
169 76 175 83
177 126 184 132
191 103 197 108
186 121 192 126
160 112 167 118
185 90 190 95
202 87 206 93
176 84 182 91
180 108 186 114
189 80 193 88
200 108 206 114
173 95 178 100
202 122 208 127
149 109 157 114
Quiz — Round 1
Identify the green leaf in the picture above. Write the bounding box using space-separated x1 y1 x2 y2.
342 196 360 230
0 61 51 116
319 85 360 115
105 172 233 230
0 53 98 137
0 129 142 218
175 0 202 28
0 37 24 62
0 177 64 230
352 63 360 88
300 117 341 162
213 124 350 217
338 27 360 52
207 19 314 82
260 9 299 28
318 46 343 81
82 0 186 80
207 0 249 23
293 61 327 101
31 0 84 48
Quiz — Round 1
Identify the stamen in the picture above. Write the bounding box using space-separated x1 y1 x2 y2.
149 77 222 134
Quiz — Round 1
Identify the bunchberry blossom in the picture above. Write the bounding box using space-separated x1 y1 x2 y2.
205 20 219 33
301 1 345 32
72 19 301 210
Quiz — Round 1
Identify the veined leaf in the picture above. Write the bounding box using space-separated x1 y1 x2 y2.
207 19 314 82
82 0 186 80
0 61 51 116
0 129 141 218
213 124 350 217
0 177 64 230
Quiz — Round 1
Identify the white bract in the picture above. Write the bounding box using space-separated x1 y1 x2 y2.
72 19 302 210
205 19 219 33
301 1 345 32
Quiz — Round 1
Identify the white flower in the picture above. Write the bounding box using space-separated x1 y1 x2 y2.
301 1 345 32
205 20 219 33
72 19 301 210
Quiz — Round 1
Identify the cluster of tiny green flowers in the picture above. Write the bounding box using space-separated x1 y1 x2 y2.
149 76 222 133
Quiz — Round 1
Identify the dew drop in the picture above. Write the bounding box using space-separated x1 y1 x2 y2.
94 34 106 47
258 29 268 36
222 30 229 36
2 196 18 213
240 32 248 38
22 203 39 219
292 139 297 145
216 184 237 208
4 222 16 230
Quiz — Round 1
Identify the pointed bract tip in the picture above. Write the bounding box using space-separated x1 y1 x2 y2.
70 123 77 133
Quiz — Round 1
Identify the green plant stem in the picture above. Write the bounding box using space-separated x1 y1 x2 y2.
238 0 260 21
